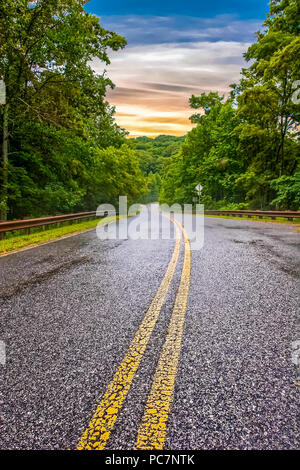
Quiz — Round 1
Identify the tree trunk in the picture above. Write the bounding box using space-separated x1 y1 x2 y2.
1 104 9 221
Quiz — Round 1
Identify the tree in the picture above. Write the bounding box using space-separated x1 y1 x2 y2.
130 135 184 175
90 145 147 207
160 95 244 208
238 0 299 177
0 0 126 219
160 1 299 210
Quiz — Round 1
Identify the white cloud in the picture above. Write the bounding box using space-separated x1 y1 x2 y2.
91 16 255 136
95 40 249 92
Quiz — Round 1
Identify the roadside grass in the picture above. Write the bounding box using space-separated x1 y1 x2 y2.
0 216 118 255
203 213 300 227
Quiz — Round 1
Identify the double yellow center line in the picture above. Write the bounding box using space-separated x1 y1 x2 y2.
77 217 191 450
135 221 191 449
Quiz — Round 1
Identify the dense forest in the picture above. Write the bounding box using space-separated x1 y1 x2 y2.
130 135 184 203
0 0 299 221
0 0 146 220
160 0 300 210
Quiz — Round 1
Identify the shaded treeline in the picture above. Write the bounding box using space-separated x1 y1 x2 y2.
0 0 146 220
160 0 300 210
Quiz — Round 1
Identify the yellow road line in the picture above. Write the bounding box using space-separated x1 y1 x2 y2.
77 219 181 450
135 220 191 450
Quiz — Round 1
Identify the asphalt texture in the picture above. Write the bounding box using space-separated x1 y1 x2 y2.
0 206 299 450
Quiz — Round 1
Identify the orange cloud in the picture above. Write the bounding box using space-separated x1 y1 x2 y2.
107 86 195 135
93 39 249 136
142 116 191 125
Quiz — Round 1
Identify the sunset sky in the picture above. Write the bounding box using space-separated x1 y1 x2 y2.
86 1 269 137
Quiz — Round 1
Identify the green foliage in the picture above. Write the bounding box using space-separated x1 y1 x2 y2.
139 172 162 204
130 135 184 203
90 145 147 207
270 171 300 210
0 1 147 219
6 123 146 218
160 98 245 207
130 135 185 175
159 1 300 210
189 92 224 124
1 1 299 218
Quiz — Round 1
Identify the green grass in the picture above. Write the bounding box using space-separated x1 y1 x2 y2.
0 216 118 255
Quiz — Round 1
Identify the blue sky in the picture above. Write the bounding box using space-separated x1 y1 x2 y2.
86 1 268 20
86 1 269 136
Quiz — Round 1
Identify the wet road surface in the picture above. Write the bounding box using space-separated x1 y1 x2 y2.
0 206 299 450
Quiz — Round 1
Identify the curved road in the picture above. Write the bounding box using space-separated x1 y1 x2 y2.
0 205 299 450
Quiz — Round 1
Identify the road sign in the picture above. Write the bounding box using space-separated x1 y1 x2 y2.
195 184 203 195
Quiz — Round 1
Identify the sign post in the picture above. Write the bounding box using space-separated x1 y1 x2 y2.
195 184 203 204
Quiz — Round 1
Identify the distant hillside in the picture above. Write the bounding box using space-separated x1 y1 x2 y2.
127 135 185 204
129 135 185 175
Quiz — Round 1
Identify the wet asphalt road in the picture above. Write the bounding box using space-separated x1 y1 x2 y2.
0 206 299 450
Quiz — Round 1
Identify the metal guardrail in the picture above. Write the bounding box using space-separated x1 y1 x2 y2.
0 210 117 237
204 210 300 220
0 209 299 239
